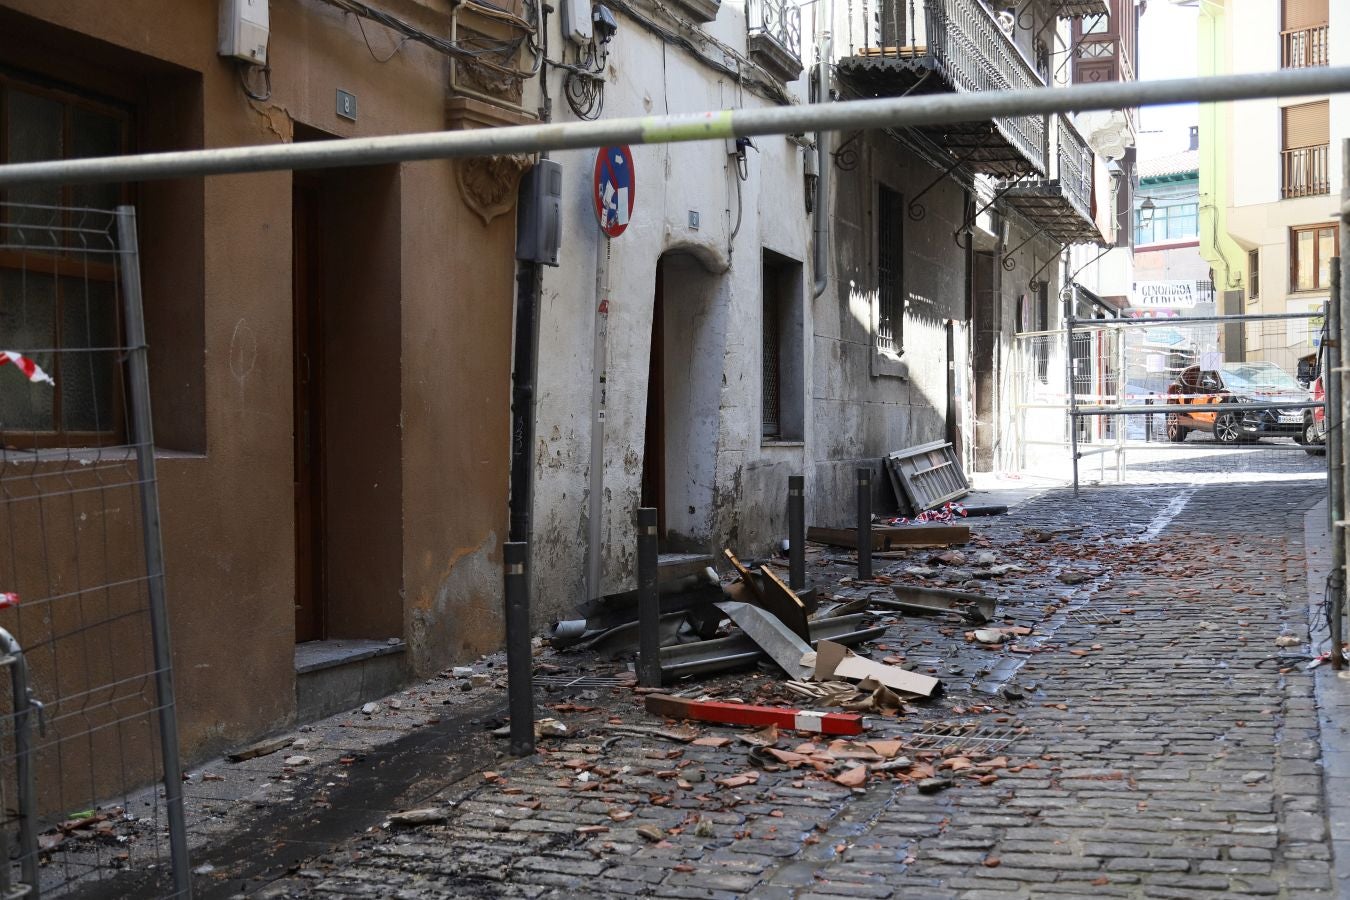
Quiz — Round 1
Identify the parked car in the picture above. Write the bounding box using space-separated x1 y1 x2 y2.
1165 361 1310 444
1303 369 1327 455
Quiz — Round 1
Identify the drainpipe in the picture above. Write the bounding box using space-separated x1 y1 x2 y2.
812 5 832 299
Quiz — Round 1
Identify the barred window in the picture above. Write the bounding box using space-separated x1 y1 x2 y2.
877 185 903 354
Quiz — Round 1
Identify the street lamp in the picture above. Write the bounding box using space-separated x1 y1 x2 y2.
1139 197 1156 224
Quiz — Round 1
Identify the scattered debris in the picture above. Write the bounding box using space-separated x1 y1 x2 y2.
1275 635 1301 647
716 601 813 679
283 755 313 767
916 777 953 794
535 718 569 738
361 702 381 715
880 584 996 623
227 736 294 763
636 824 665 842
814 640 940 698
389 807 450 827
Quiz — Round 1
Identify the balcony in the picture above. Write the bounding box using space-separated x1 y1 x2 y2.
1001 115 1103 244
836 0 1048 177
747 0 803 82
1282 144 1330 199
1282 25 1329 69
1050 0 1107 15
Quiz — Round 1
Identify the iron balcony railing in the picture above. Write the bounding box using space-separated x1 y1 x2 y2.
1282 25 1329 69
1056 114 1093 223
851 0 1048 174
1282 144 1330 198
747 0 803 65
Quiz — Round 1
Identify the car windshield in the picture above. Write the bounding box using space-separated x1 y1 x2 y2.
1219 363 1302 392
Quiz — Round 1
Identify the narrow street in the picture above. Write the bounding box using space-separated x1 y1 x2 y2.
168 466 1340 899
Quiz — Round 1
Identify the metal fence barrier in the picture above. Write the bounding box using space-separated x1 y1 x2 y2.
0 203 189 897
1013 310 1328 490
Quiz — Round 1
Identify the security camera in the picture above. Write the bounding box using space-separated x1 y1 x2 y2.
592 4 617 42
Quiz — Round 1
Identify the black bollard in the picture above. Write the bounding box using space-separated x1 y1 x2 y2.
788 475 806 591
504 542 535 756
637 508 662 687
856 467 872 580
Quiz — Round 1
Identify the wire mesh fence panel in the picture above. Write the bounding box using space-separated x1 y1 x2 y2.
1014 311 1329 487
0 202 188 897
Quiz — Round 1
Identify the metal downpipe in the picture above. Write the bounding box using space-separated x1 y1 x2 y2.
812 13 832 300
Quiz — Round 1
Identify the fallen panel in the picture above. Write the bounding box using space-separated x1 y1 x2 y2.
885 440 970 514
814 639 940 698
807 524 970 550
659 614 884 681
645 693 864 735
716 600 813 679
757 565 811 640
878 584 996 623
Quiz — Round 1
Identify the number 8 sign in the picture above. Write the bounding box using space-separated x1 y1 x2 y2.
593 145 636 238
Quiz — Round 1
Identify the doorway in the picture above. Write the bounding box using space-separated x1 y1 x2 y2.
293 176 325 642
644 251 726 550
641 259 666 536
290 152 404 644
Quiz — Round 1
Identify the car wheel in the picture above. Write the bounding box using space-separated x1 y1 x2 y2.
1165 415 1188 443
1213 412 1242 444
1305 418 1326 456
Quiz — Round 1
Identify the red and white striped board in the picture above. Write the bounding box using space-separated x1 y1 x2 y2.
644 693 864 736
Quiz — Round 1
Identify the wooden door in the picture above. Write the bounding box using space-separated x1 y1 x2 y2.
293 179 327 643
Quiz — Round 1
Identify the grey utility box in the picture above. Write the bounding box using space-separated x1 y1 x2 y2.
517 159 562 266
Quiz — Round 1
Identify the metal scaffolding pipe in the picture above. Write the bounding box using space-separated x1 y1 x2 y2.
0 68 1347 186
1069 310 1321 329
1073 401 1324 416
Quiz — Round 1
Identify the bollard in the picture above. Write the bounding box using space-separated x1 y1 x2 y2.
504 542 535 756
637 508 662 687
788 475 806 591
856 467 873 580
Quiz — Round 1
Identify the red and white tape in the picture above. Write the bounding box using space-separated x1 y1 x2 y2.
886 501 968 526
0 593 19 609
0 352 54 386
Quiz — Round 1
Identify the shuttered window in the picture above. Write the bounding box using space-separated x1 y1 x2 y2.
1282 102 1330 197
1282 0 1327 31
1283 101 1329 149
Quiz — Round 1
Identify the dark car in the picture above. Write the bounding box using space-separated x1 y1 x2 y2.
1166 361 1310 444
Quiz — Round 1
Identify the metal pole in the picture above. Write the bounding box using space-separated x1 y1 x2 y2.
1327 282 1345 669
508 259 541 544
1065 290 1080 497
585 235 610 605
1115 327 1125 482
115 207 192 897
856 467 872 580
788 475 806 590
636 508 661 688
0 629 38 895
3 70 1350 188
504 541 535 755
1341 138 1350 665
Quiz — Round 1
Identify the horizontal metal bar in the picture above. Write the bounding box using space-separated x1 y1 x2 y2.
0 67 1347 186
1073 401 1323 415
1068 310 1322 329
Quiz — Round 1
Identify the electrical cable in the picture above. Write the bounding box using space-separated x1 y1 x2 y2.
354 12 413 62
238 61 272 102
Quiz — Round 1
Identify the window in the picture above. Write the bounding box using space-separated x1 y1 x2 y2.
1281 101 1329 198
1134 201 1199 245
760 249 804 442
1248 249 1260 300
1290 223 1338 292
1281 0 1328 68
877 185 903 354
0 73 131 446
1082 14 1109 34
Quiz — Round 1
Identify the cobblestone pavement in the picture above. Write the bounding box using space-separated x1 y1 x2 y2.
221 475 1334 900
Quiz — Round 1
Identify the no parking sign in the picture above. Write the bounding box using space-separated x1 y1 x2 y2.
593 145 635 238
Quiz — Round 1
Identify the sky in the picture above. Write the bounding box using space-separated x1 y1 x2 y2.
1134 0 1200 160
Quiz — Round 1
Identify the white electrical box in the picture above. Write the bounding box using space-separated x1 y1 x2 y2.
219 0 270 64
562 0 593 45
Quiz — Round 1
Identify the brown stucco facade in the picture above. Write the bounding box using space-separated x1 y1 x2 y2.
0 0 524 773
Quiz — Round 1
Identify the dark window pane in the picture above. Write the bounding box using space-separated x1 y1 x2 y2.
58 277 118 432
70 107 124 214
0 270 57 431
6 89 65 244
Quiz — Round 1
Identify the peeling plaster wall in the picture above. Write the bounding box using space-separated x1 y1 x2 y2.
810 133 970 524
530 2 811 620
